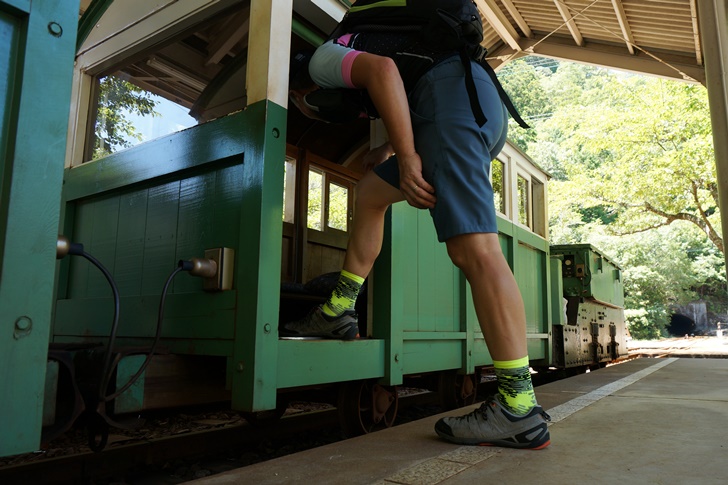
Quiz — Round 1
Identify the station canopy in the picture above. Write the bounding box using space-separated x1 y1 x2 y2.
295 0 707 84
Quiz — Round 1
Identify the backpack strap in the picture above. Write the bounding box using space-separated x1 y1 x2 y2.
459 47 488 127
477 56 530 129
463 46 530 129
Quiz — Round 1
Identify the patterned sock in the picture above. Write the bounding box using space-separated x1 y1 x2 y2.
321 270 365 317
494 356 538 416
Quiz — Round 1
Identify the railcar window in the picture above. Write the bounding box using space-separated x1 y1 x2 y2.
283 157 296 223
492 159 506 214
327 182 349 232
307 169 324 230
531 179 546 238
89 74 196 161
517 175 530 228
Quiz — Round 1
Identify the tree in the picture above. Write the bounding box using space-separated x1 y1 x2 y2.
93 76 159 160
515 59 725 339
544 75 720 253
498 59 553 152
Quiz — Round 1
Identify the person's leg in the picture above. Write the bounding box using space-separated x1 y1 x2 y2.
433 232 550 449
445 233 527 360
321 171 403 316
280 170 403 339
446 233 536 413
343 170 404 278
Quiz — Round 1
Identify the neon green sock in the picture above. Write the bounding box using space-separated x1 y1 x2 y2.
494 356 537 416
321 270 365 317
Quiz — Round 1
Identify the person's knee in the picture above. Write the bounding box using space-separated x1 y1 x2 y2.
446 234 503 272
354 174 397 213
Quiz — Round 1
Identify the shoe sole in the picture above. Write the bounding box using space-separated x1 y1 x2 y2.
435 428 551 450
279 326 359 340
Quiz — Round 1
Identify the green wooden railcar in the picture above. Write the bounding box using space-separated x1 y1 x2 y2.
1 0 626 456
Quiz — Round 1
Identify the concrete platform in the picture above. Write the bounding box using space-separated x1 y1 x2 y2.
192 358 728 484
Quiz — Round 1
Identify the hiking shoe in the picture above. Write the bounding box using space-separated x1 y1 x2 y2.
280 306 359 340
435 396 551 449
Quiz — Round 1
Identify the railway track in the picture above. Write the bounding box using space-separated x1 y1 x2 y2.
0 390 446 485
0 365 625 485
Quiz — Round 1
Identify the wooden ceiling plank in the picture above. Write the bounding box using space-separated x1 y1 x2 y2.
477 0 523 51
206 8 250 66
553 0 584 46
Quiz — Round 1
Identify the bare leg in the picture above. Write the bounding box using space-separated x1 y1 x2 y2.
343 170 404 278
445 233 527 360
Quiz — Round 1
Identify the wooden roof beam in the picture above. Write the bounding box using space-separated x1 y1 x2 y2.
610 0 635 54
476 0 523 51
553 0 584 47
500 0 533 38
689 0 703 65
206 7 250 66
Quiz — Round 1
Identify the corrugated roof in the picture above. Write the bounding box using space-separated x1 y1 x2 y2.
476 0 703 82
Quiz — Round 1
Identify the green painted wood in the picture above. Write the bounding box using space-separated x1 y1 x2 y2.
417 210 437 332
401 340 463 374
0 0 29 13
58 100 284 412
527 337 548 361
62 162 245 304
230 100 286 411
87 196 120 298
140 181 181 295
383 190 552 378
401 332 467 340
0 10 21 262
0 0 79 457
397 204 419 331
114 355 146 414
174 172 217 293
62 110 248 202
549 256 564 329
276 339 386 388
516 241 547 334
378 204 405 385
55 292 236 341
53 336 234 357
113 190 149 295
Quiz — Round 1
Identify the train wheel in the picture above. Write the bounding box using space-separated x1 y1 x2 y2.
438 370 479 410
337 380 398 437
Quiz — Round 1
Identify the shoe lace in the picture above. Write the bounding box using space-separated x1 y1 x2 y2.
473 397 499 421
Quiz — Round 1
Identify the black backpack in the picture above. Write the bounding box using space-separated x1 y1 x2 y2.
340 0 484 52
330 0 528 128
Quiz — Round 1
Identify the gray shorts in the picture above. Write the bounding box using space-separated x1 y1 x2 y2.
374 56 508 242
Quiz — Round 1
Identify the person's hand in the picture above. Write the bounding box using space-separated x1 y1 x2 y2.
363 142 394 172
398 152 436 209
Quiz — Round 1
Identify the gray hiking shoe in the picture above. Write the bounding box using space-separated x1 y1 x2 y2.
280 306 359 340
435 396 551 449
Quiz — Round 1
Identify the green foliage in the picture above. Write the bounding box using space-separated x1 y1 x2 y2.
328 182 349 231
504 58 725 339
498 59 552 152
307 170 323 230
93 76 159 160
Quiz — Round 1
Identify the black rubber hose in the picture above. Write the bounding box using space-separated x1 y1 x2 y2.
103 265 184 402
75 249 121 402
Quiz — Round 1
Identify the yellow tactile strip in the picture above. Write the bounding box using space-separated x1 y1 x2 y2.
368 447 500 485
